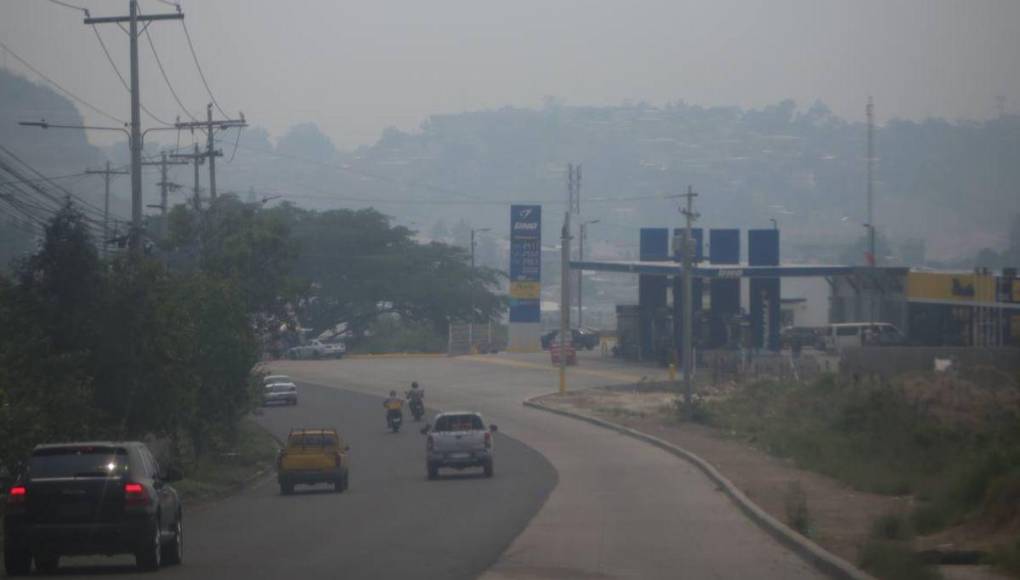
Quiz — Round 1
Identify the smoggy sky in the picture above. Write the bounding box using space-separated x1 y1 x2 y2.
2 0 1018 149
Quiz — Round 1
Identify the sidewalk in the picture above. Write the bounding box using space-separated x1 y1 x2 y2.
538 387 1008 580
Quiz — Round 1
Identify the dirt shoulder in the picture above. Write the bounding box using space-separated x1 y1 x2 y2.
538 387 1010 580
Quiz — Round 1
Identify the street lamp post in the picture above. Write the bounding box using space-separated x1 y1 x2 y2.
578 219 600 327
469 227 491 352
18 120 180 256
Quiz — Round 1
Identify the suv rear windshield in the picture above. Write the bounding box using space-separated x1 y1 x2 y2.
289 434 337 447
269 384 295 392
435 415 483 432
29 447 129 478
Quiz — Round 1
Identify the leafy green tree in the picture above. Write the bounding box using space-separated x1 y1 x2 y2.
289 207 504 337
0 205 103 468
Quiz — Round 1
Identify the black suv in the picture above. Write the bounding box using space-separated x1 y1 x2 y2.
3 442 183 575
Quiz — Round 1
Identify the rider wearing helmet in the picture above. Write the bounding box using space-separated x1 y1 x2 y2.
383 389 404 426
406 381 424 402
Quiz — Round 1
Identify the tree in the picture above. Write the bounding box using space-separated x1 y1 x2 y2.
288 207 504 338
166 196 299 320
0 205 103 468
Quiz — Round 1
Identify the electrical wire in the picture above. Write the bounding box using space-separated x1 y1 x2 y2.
225 126 242 163
90 24 174 126
44 0 87 13
0 41 125 125
0 146 121 223
140 16 199 121
0 171 92 188
180 19 229 118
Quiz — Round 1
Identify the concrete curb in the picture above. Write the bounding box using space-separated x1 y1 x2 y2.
344 353 447 360
523 395 876 580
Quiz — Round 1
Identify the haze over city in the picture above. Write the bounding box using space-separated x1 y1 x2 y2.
2 0 1018 148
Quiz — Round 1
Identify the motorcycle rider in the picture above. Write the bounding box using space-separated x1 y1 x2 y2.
406 381 425 420
383 390 404 428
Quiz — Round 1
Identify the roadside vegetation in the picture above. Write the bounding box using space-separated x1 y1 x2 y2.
172 418 280 502
678 373 1020 578
1 197 504 477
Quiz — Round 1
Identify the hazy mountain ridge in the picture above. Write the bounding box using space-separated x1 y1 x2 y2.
3 65 1017 264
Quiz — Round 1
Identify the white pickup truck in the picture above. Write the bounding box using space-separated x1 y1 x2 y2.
286 339 346 360
423 412 497 480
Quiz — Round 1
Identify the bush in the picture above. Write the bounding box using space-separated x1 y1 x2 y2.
859 540 942 580
872 513 914 542
991 539 1020 577
785 481 811 536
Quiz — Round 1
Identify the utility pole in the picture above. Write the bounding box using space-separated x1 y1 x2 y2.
679 186 699 415
171 144 207 210
578 219 599 327
141 152 187 239
175 104 245 201
866 97 877 326
469 227 491 352
866 96 876 268
85 1 183 256
559 212 572 395
85 161 128 258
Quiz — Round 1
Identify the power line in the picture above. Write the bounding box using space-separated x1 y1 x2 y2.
90 24 174 126
0 40 125 125
0 171 92 188
44 0 87 13
0 145 120 224
140 13 199 121
180 19 229 118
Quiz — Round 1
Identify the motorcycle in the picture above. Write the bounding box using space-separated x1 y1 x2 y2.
408 397 424 422
387 410 403 433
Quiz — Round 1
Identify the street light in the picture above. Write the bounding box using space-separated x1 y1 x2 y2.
19 119 181 255
468 227 492 352
470 227 491 269
578 219 600 327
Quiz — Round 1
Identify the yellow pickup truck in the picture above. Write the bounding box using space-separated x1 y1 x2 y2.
277 428 350 495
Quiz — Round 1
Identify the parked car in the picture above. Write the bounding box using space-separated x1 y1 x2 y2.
286 339 346 360
540 328 600 350
423 412 497 480
277 428 350 495
263 382 298 406
4 441 183 575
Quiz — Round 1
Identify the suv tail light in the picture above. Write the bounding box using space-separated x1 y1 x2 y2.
123 482 150 507
6 485 26 505
484 432 492 449
426 435 434 451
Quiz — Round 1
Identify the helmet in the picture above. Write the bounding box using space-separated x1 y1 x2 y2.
411 382 419 389
389 390 397 397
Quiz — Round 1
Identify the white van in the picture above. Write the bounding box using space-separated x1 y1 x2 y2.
824 322 905 351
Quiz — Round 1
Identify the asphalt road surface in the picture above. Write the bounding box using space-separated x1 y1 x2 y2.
272 354 826 580
41 383 556 579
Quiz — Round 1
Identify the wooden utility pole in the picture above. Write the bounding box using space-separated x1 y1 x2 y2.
175 104 245 201
171 144 207 211
85 1 184 256
141 152 188 239
85 161 128 257
679 186 699 414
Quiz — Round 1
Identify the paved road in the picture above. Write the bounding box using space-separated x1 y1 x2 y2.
46 384 555 579
272 354 826 580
